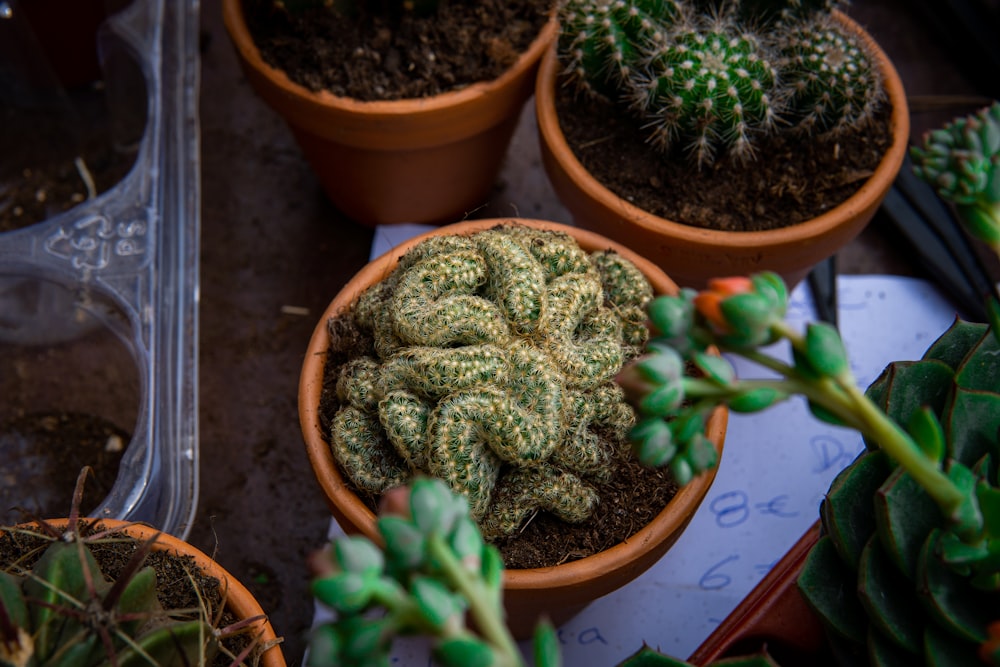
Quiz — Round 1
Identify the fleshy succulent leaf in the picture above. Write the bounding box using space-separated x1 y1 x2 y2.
822 450 891 568
916 530 994 645
874 466 940 579
907 407 946 464
803 322 849 378
798 535 867 645
433 636 496 667
532 618 561 667
856 536 924 654
693 352 735 385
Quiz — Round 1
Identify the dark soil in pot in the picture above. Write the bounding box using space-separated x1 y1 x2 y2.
319 312 680 571
556 84 894 232
241 0 553 101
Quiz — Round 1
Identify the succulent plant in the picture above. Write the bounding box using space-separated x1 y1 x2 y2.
308 476 784 667
556 0 886 167
911 100 1000 256
326 224 652 538
0 469 269 667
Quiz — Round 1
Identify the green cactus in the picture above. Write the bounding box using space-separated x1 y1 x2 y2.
555 0 885 167
0 469 270 667
327 225 653 537
778 13 884 135
636 16 780 166
558 0 680 98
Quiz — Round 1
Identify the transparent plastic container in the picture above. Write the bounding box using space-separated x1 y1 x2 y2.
0 0 200 538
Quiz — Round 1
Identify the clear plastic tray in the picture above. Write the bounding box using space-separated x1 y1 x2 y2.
0 0 200 538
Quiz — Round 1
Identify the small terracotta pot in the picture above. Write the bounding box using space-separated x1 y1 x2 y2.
535 11 909 290
687 522 824 666
4 519 286 667
221 1 557 226
298 218 728 639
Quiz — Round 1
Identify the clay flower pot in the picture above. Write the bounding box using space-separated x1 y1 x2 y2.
298 217 728 639
221 1 557 226
3 518 286 667
535 11 909 291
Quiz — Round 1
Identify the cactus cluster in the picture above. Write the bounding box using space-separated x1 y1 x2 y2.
557 0 885 166
326 225 653 538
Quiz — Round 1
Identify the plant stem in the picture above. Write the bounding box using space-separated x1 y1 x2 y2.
427 535 524 667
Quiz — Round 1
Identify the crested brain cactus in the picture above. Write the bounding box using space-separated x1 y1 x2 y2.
327 224 653 538
556 0 886 166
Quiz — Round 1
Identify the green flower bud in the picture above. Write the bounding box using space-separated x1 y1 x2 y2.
630 417 677 467
411 577 465 631
647 294 694 339
378 515 426 570
803 322 849 378
728 386 787 412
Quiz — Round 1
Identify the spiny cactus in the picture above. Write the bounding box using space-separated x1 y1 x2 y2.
0 469 269 667
635 16 780 166
556 0 885 167
327 225 653 538
778 13 884 135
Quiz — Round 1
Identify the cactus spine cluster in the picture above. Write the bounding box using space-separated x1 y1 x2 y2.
327 225 653 538
557 0 885 166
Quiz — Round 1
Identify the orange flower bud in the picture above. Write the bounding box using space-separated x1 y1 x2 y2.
695 277 755 332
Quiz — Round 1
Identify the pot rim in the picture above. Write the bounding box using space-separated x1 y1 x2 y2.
535 10 910 250
298 218 727 593
3 518 286 667
221 0 558 120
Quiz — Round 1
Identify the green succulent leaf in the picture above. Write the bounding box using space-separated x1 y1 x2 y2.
807 398 847 426
822 450 891 568
640 384 684 417
448 516 485 571
333 536 385 576
630 417 677 468
857 536 923 655
728 387 787 413
647 294 694 339
379 515 426 571
411 478 459 536
480 545 504 593
803 322 849 378
411 577 464 630
947 461 984 538
312 572 374 614
907 407 946 464
866 624 917 666
922 319 988 370
684 433 718 473
719 293 775 344
0 571 28 629
337 616 391 662
798 535 867 645
693 352 735 386
874 466 940 579
432 636 496 667
636 348 684 385
923 620 984 667
976 480 1000 539
307 624 343 667
864 360 954 451
916 530 993 644
532 618 562 667
669 457 694 486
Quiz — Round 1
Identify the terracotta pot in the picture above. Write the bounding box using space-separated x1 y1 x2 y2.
298 217 728 639
534 11 910 291
688 522 826 667
3 519 287 667
221 1 557 226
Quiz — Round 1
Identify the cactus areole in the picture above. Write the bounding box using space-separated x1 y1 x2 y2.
319 224 678 562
